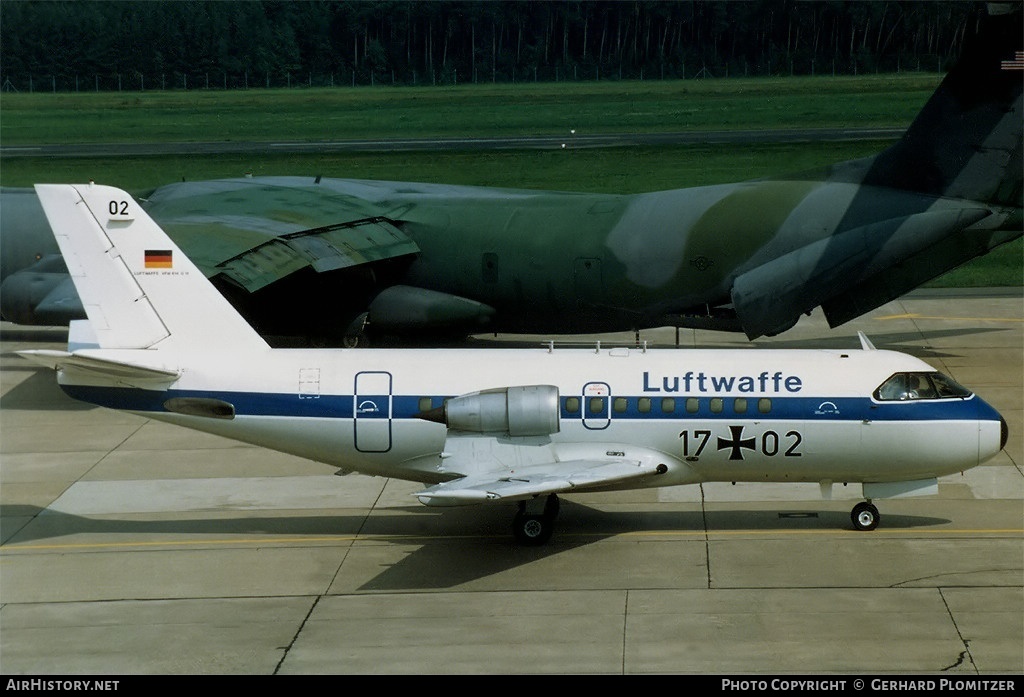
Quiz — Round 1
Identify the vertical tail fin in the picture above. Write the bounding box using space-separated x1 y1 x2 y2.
862 4 1023 206
33 184 268 351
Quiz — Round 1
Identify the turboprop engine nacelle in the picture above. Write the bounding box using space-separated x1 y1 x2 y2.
419 384 560 436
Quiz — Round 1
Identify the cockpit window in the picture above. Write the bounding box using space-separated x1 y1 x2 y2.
930 372 973 398
874 372 972 401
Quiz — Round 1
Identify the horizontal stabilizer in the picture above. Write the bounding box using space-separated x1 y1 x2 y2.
17 349 180 384
733 206 991 338
414 458 667 506
821 221 1020 329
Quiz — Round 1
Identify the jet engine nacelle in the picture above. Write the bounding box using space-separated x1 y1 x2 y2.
423 384 560 436
367 285 496 330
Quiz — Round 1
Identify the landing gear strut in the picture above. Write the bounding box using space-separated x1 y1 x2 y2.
512 494 560 546
851 500 880 531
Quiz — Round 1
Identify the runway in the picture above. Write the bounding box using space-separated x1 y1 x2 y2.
1 288 1021 675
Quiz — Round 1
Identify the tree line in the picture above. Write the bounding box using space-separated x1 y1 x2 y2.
0 1 982 92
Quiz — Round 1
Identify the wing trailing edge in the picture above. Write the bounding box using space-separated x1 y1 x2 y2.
414 458 669 507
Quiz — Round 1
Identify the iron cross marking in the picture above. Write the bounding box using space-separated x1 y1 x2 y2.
717 425 756 461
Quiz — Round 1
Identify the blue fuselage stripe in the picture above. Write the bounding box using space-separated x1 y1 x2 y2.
60 385 994 423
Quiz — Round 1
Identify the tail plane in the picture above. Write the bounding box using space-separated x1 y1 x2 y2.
32 184 267 352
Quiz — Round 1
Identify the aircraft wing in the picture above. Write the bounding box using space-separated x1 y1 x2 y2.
142 177 420 292
413 458 667 506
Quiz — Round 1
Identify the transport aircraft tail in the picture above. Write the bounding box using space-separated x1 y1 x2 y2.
31 183 268 352
845 3 1023 208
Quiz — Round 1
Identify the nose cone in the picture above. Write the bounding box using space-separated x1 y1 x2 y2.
977 398 1008 464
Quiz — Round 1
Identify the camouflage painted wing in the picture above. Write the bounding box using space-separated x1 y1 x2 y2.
142 177 420 292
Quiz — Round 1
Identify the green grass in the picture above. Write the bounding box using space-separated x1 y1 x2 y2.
0 74 942 145
0 74 1018 287
937 238 1022 287
0 142 889 192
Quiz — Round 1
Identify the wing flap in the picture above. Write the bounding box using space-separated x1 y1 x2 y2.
414 458 667 506
214 218 419 292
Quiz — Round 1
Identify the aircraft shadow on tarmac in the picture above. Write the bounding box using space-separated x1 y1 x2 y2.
0 366 94 411
0 502 951 590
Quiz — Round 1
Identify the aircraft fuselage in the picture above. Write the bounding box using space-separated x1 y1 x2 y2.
385 175 1020 335
57 344 1006 495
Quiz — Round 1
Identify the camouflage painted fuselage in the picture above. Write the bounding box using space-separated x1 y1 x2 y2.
386 165 1019 336
1 7 1020 342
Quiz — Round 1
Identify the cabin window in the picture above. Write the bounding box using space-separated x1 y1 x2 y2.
613 397 628 413
710 398 723 414
734 398 747 414
661 398 675 413
874 372 972 401
686 397 699 413
418 397 434 412
758 398 772 414
589 397 605 414
565 397 580 414
637 397 651 413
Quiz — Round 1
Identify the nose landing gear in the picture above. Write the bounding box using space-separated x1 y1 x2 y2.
851 500 880 531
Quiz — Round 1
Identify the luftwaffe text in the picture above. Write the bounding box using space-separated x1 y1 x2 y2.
643 370 802 394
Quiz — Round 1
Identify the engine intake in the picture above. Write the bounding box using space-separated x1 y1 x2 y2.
419 385 560 436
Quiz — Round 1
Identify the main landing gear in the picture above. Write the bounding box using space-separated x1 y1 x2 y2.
851 500 880 531
512 494 561 546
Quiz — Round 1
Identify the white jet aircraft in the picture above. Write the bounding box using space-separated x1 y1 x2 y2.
20 184 1008 545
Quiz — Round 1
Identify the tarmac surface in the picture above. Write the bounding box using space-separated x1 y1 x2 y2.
0 288 1021 675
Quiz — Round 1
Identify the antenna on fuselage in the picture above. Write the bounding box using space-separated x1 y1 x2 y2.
858 332 877 351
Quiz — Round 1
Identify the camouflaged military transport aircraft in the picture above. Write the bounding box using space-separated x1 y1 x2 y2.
1 8 1021 345
19 183 1009 544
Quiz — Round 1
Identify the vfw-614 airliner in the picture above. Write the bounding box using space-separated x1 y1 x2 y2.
19 184 1008 544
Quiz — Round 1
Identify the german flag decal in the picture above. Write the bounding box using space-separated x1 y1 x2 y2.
144 249 173 269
